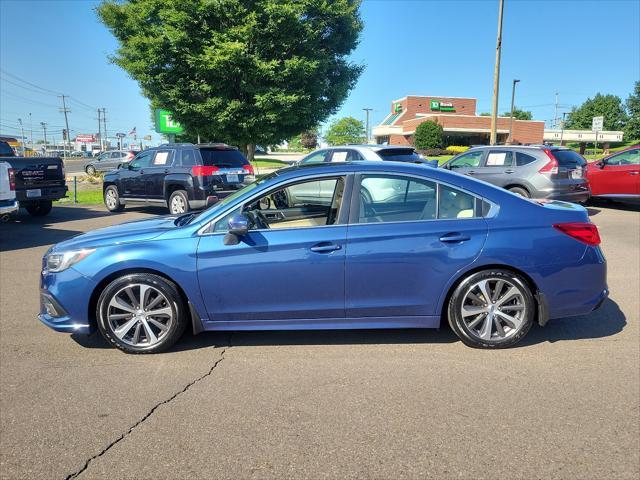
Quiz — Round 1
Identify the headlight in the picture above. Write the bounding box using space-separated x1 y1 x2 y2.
45 249 95 273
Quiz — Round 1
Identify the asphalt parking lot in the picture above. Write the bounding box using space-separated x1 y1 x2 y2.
0 203 638 479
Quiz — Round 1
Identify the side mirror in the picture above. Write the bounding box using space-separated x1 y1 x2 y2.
425 159 439 168
596 161 605 168
224 214 249 245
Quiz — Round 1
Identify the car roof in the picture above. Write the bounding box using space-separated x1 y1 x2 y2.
318 144 415 151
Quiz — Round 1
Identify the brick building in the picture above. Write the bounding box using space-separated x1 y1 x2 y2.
372 95 544 147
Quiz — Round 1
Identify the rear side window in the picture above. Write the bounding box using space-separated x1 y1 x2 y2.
438 185 476 219
485 151 514 167
179 149 197 166
377 149 423 163
516 152 537 166
152 150 173 166
330 149 363 162
198 148 247 168
552 149 587 167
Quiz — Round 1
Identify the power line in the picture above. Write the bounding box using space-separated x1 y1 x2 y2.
0 68 61 95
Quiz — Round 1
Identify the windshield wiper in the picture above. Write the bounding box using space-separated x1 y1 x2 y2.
174 212 197 226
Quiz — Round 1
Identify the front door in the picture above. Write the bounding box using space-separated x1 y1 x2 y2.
121 150 153 197
590 149 640 196
197 175 349 321
346 174 488 318
445 150 485 178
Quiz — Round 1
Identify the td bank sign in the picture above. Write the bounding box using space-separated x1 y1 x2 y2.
430 100 455 112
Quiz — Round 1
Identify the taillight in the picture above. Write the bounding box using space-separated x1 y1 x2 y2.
553 222 601 246
8 168 15 191
191 165 220 176
539 149 559 175
243 164 254 175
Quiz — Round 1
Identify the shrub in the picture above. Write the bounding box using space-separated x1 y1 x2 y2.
414 121 443 150
417 148 449 156
446 145 469 154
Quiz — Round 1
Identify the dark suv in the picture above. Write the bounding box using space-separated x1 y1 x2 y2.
441 145 590 202
103 143 254 214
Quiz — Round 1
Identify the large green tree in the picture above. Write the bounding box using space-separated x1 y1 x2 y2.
324 117 365 145
502 108 532 120
565 93 627 131
98 0 363 160
624 81 640 141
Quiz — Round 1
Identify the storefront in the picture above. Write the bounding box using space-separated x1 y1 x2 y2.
373 95 544 147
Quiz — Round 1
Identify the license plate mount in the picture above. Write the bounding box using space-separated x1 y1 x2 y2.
26 189 42 198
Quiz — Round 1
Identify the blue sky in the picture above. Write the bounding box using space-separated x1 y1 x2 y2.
1 0 639 145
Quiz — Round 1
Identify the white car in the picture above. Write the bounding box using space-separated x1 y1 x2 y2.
0 161 18 220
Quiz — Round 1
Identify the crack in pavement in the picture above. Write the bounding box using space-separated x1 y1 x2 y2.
64 337 232 480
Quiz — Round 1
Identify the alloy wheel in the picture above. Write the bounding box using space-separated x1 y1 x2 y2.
105 189 117 209
106 284 174 347
460 278 527 341
170 195 186 214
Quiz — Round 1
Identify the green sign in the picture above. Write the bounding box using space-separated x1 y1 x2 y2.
154 109 184 134
430 100 455 112
394 103 402 113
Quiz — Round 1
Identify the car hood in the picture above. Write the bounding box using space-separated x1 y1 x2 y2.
51 216 179 252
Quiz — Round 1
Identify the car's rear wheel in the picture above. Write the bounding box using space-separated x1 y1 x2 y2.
508 186 530 198
104 185 125 212
448 269 535 349
96 273 187 354
168 190 189 215
85 165 97 176
25 200 52 216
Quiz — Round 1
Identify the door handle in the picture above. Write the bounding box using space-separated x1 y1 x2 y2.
164 169 170 173
467 171 476 175
310 242 342 253
505 169 515 174
629 171 639 175
439 233 471 243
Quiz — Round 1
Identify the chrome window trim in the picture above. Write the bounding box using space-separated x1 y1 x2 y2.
197 171 500 236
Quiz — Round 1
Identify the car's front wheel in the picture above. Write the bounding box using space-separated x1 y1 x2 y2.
96 273 188 354
104 185 125 212
447 269 535 349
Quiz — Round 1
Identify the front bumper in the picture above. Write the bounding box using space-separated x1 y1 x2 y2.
0 199 18 215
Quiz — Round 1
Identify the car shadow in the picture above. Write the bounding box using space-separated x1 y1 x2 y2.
586 207 600 217
70 298 626 352
0 206 129 252
588 199 640 212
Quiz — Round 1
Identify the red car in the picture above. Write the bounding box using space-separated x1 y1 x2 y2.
586 146 639 202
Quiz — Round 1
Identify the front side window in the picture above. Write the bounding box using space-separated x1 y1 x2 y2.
607 149 639 166
449 151 483 168
213 176 346 232
359 175 437 223
129 151 154 169
299 150 330 164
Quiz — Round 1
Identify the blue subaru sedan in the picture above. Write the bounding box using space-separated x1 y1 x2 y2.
39 162 608 353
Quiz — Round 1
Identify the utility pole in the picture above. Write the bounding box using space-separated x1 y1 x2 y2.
101 108 108 150
17 118 26 155
29 112 33 152
508 79 520 144
58 94 71 160
559 112 568 146
97 108 103 152
363 108 373 143
489 0 505 146
554 92 559 129
41 122 48 153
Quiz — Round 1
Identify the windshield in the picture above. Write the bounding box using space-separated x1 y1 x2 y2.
0 141 15 156
552 149 587 167
181 173 276 226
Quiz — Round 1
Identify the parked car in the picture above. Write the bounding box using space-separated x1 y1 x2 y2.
39 161 607 354
298 145 426 165
85 150 136 175
102 143 254 215
0 160 18 220
585 146 639 202
441 145 590 202
0 140 67 216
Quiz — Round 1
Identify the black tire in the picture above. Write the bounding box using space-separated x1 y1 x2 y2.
85 165 97 176
25 200 52 216
96 273 188 354
508 186 530 198
447 269 535 349
168 190 190 215
104 185 125 212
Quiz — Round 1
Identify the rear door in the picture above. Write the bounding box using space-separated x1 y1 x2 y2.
472 149 516 187
346 173 488 319
144 150 174 198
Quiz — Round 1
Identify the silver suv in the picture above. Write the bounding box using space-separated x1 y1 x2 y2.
298 145 426 165
441 145 590 202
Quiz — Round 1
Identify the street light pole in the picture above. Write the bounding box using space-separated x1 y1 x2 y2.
18 118 25 156
363 107 373 143
489 0 505 145
560 112 568 146
41 122 48 153
29 112 33 152
508 79 520 144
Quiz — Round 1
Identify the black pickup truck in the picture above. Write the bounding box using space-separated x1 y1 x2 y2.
0 140 68 216
102 143 254 214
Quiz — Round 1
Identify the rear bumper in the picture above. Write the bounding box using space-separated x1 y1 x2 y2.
16 185 68 202
0 199 18 215
535 181 590 203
